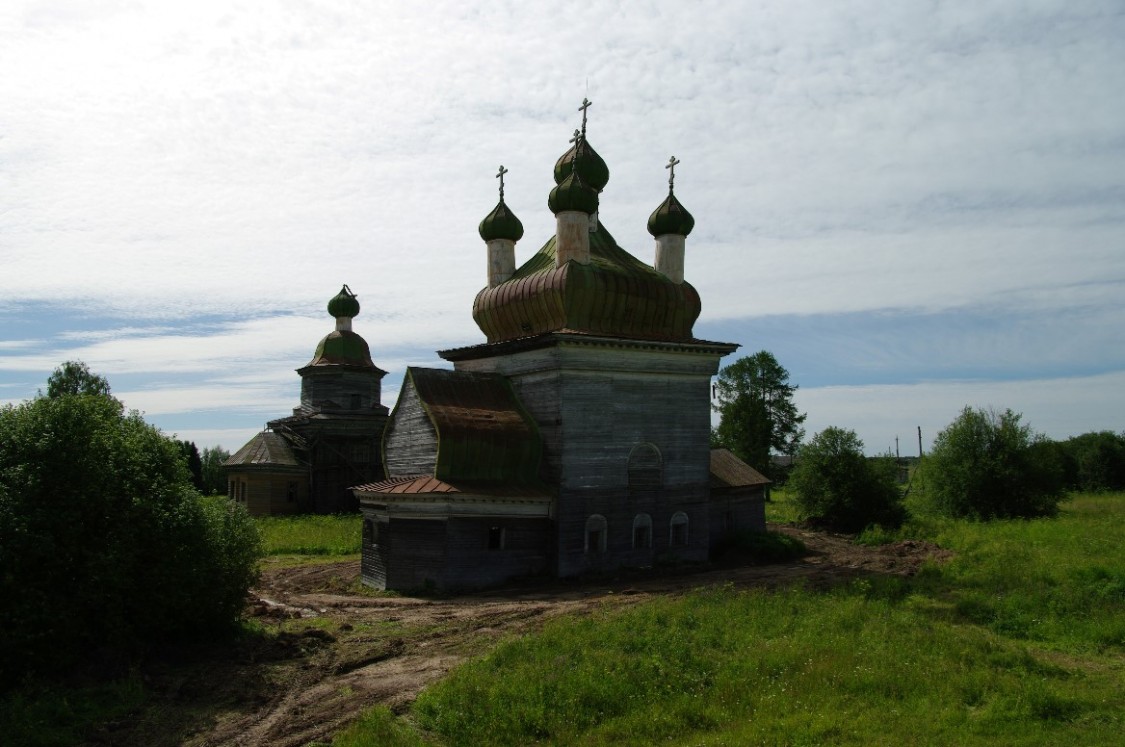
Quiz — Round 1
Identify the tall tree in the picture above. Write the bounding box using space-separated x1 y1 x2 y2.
45 360 112 398
712 351 806 479
177 439 205 492
201 445 231 496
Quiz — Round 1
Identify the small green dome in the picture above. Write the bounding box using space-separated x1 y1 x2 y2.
327 285 360 318
553 138 609 193
307 330 375 368
478 200 525 242
548 171 599 216
647 192 695 237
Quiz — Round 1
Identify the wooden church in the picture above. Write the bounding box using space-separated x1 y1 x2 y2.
353 101 767 591
224 285 389 515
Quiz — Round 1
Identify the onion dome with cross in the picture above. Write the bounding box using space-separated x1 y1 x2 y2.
478 165 524 242
553 98 609 193
647 156 695 238
305 285 379 369
469 99 703 345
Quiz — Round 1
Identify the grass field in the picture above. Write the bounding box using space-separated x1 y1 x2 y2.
331 492 1125 746
256 513 361 557
7 497 1122 746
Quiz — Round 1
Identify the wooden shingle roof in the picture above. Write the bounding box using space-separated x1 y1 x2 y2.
405 367 543 487
225 431 303 470
710 448 770 489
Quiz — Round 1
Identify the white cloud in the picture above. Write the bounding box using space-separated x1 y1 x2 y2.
1 1 1122 449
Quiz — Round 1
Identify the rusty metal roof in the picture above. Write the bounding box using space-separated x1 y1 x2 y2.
472 221 703 344
224 431 303 469
353 474 460 494
710 448 770 489
398 367 543 487
352 474 549 498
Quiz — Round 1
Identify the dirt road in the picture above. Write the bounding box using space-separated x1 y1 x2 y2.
134 526 948 747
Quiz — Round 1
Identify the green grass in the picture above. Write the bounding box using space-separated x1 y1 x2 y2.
0 676 146 747
256 513 362 556
340 492 1125 746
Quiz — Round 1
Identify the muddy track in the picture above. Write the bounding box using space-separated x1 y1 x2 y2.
168 526 949 747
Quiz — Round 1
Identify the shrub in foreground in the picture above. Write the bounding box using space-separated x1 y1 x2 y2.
0 392 261 681
788 426 905 532
927 407 1064 520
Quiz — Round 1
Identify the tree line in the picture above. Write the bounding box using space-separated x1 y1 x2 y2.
712 351 1124 533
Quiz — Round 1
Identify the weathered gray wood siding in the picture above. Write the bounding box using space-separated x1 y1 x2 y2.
301 369 384 412
228 472 303 516
384 382 438 477
359 503 552 591
383 518 447 591
709 489 767 542
456 340 725 578
359 509 389 588
438 517 552 589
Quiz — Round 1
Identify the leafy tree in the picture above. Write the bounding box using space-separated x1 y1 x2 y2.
1059 431 1125 492
712 351 806 480
45 360 112 398
788 427 905 532
0 368 261 681
927 407 1064 520
201 445 232 496
177 439 205 491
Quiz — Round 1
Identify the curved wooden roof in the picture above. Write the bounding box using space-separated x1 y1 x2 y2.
472 221 701 343
402 367 543 487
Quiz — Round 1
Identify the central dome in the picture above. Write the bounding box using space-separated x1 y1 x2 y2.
472 221 702 343
553 136 609 193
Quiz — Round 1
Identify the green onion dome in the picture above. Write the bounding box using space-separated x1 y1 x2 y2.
327 285 360 318
553 138 609 193
307 330 374 367
548 171 599 215
478 199 525 242
647 192 695 237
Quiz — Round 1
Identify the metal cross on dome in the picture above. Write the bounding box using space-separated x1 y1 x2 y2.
578 97 592 136
569 128 582 144
666 155 681 191
496 165 508 200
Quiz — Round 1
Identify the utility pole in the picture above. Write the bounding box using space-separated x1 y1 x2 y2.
918 426 923 458
895 435 900 459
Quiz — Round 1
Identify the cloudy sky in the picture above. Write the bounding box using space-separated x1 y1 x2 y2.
2 0 1123 456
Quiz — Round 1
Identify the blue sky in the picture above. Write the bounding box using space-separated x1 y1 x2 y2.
2 0 1123 455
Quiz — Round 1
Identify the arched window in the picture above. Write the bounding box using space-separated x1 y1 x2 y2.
488 526 505 551
670 511 689 546
628 443 663 502
632 513 652 549
585 514 608 554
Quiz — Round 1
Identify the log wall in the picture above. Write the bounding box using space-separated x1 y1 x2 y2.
383 381 438 477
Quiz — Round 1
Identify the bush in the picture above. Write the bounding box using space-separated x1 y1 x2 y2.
0 392 261 681
926 407 1064 520
788 427 906 532
1059 431 1125 492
